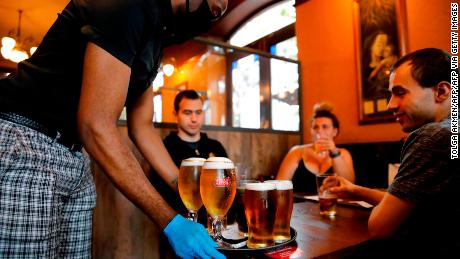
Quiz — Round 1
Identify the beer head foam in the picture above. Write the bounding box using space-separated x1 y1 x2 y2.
264 180 293 190
245 182 276 191
181 157 206 166
203 157 234 169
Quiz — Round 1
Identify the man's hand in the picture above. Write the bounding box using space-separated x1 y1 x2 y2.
164 215 226 259
327 175 358 200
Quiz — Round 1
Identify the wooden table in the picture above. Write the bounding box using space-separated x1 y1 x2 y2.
290 199 371 258
221 199 371 259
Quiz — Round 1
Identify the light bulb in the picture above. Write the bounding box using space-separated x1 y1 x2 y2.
30 46 37 55
1 37 16 50
1 46 12 59
162 63 174 77
8 49 29 63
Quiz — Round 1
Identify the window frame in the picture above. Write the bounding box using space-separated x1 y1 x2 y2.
155 37 302 134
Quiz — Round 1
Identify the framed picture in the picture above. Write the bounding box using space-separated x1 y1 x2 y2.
353 0 408 124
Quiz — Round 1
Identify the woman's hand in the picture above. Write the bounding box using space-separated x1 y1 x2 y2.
314 137 338 154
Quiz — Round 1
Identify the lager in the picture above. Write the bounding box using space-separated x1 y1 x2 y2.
316 173 338 216
235 180 258 235
200 157 236 217
266 180 293 242
244 182 277 248
178 158 206 221
200 157 236 242
319 196 337 216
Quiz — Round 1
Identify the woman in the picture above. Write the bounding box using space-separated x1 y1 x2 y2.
276 103 355 193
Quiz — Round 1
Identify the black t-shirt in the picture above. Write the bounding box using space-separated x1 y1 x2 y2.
149 131 228 225
163 131 228 167
0 0 171 142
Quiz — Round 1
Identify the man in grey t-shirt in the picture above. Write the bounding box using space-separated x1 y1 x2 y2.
327 48 459 257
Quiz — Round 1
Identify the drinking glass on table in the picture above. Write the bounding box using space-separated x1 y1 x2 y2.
235 179 258 236
178 157 206 222
244 182 278 248
265 180 294 243
200 157 236 245
316 173 338 217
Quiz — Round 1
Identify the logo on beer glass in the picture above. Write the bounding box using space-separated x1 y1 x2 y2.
214 177 231 187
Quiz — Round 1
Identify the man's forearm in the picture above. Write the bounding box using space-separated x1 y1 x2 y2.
80 123 177 229
352 185 386 205
129 124 179 192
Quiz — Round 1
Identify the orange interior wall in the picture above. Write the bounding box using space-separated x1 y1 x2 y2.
295 0 451 144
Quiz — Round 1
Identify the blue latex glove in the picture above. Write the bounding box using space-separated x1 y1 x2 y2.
164 214 226 259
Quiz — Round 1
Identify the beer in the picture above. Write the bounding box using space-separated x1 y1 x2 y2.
200 157 236 241
314 133 327 156
178 158 205 221
235 180 257 235
265 180 294 242
244 182 277 248
316 174 338 216
200 157 236 217
319 196 337 216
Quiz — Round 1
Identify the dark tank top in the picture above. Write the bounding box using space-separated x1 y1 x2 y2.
292 160 333 194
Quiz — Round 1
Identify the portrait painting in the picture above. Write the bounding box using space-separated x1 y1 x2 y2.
353 0 407 123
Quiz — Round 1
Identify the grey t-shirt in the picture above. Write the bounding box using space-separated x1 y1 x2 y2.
388 117 460 252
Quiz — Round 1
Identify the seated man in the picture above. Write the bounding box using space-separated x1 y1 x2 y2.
151 90 227 225
164 90 228 166
328 48 459 257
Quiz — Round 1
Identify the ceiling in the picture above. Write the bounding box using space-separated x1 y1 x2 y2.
0 0 69 45
0 0 281 46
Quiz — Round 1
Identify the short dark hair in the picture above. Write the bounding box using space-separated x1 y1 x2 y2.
311 102 340 130
174 90 202 112
391 48 452 88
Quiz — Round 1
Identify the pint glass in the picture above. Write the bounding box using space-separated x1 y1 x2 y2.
235 180 257 236
178 157 206 222
200 157 236 243
316 173 338 216
265 180 294 243
244 182 277 248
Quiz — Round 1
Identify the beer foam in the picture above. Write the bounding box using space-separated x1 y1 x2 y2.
264 180 293 190
245 182 276 191
181 157 206 166
202 157 234 169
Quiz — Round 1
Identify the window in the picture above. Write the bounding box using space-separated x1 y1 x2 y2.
270 58 299 131
151 38 300 132
229 0 296 48
231 54 261 129
270 36 298 60
141 0 300 132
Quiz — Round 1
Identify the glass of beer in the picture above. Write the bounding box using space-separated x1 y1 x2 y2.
314 133 328 156
235 179 258 236
244 182 277 248
200 157 236 244
178 157 206 222
316 173 338 217
265 180 294 243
